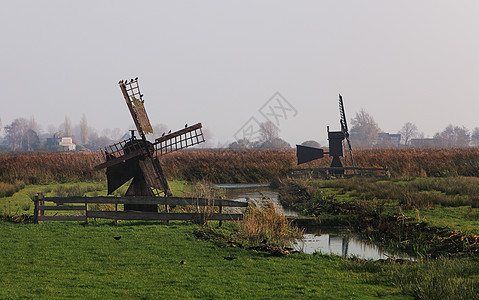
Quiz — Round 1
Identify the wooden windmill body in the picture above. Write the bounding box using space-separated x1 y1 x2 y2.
95 78 204 211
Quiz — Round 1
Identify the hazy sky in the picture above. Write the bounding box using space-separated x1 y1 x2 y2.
2 1 479 146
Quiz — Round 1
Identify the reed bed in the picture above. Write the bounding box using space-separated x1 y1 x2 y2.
0 181 24 198
0 152 104 184
1 147 479 185
238 201 303 248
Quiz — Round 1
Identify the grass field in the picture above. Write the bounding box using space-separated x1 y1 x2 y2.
1 149 479 298
0 221 406 299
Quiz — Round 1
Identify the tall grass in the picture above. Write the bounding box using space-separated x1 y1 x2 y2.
0 152 104 184
0 181 24 198
387 257 479 299
318 177 479 209
2 148 479 185
238 201 303 248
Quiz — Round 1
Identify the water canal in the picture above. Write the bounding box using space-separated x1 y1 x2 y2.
217 183 412 260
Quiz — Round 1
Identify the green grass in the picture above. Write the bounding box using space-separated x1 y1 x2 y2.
0 220 411 299
288 177 479 234
404 206 479 234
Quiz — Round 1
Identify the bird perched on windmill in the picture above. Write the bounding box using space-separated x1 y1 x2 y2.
95 78 205 211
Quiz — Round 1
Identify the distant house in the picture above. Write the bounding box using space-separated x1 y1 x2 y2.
46 133 76 151
410 138 439 148
377 133 401 147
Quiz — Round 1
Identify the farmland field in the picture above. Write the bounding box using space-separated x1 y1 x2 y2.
1 148 479 299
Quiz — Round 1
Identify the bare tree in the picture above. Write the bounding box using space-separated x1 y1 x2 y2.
199 127 215 148
4 118 27 150
63 116 72 137
110 128 123 141
151 123 168 141
228 138 252 149
472 127 479 146
399 122 418 145
301 140 321 148
4 118 39 150
80 114 89 144
259 121 279 143
28 116 39 134
434 125 470 147
349 109 381 147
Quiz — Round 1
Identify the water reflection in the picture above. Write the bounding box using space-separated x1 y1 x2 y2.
293 229 412 260
217 184 411 261
216 183 298 217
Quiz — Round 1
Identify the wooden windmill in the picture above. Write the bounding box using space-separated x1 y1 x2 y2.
296 94 355 175
95 78 205 211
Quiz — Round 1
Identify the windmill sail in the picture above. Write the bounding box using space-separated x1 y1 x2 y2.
155 123 204 155
339 94 355 170
119 79 152 138
296 144 324 164
131 96 153 134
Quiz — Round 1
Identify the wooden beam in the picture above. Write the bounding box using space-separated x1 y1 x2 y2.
154 123 202 144
43 196 248 207
87 211 243 221
94 148 147 170
38 216 85 222
38 205 86 211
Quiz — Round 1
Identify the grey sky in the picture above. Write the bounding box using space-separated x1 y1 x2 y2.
2 1 478 145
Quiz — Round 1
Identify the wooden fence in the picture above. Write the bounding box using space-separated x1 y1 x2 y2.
290 166 390 179
33 194 248 225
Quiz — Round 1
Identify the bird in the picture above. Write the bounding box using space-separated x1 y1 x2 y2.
118 80 123 84
224 256 237 261
130 79 134 82
168 130 171 134
162 132 165 137
114 236 121 240
135 77 138 80
185 124 188 128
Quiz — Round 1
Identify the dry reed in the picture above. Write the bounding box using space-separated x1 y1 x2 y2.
238 201 303 248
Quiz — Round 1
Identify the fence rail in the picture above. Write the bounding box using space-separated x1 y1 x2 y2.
33 194 247 224
290 166 390 179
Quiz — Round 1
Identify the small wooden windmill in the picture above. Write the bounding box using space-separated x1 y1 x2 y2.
95 78 205 211
294 94 388 177
296 94 355 175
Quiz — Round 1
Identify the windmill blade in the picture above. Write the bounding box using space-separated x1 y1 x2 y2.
119 78 153 139
154 123 205 156
339 94 349 137
138 155 172 197
296 144 324 165
94 138 149 170
338 94 355 170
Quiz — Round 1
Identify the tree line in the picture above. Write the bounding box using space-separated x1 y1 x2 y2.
348 109 478 148
0 115 134 151
1 111 479 152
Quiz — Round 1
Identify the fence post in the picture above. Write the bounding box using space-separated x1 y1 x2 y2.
33 194 39 224
39 193 44 217
84 202 89 224
219 204 223 228
115 203 118 224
